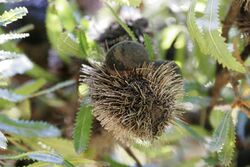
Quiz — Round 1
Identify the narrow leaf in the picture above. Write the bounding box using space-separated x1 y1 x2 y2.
0 55 33 77
187 0 209 54
203 0 246 73
73 105 93 154
78 30 89 58
209 111 231 152
15 79 46 95
0 88 26 102
0 7 28 26
0 130 7 149
204 30 245 73
0 151 74 167
0 50 22 61
0 33 29 44
30 80 75 98
218 116 236 166
144 34 155 61
0 114 61 137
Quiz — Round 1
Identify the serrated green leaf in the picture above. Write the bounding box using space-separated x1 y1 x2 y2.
187 0 209 54
0 55 33 77
0 50 22 61
218 116 236 166
0 114 61 137
209 111 231 152
56 32 82 58
0 33 29 44
144 34 154 61
0 88 26 102
78 30 89 58
73 105 93 154
0 151 74 167
106 0 142 7
202 0 246 73
0 7 28 26
106 3 137 41
204 30 245 73
0 130 7 149
15 79 46 95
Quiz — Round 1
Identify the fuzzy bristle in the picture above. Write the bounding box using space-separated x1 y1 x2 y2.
240 0 250 11
80 62 184 143
237 0 250 42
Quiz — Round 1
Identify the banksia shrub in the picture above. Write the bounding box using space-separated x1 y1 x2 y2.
80 41 184 143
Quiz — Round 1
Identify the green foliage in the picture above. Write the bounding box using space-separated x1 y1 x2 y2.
106 0 142 7
0 130 7 149
0 7 28 26
187 0 208 54
218 116 236 166
73 105 93 154
0 114 61 137
0 32 29 44
187 0 246 73
144 34 155 61
0 151 74 167
209 111 231 152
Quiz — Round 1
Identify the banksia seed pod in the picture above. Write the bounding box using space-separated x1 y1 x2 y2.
105 41 149 71
237 0 250 42
80 41 184 143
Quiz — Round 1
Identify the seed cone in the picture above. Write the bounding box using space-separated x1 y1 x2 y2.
80 61 184 143
237 0 250 42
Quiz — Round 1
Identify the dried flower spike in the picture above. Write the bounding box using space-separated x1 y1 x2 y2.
80 41 184 143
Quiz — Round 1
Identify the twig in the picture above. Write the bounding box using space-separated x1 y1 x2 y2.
120 144 142 167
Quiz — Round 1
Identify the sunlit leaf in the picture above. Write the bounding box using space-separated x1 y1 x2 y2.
0 114 61 137
0 33 29 44
0 130 7 149
73 105 93 154
187 0 209 54
218 116 236 166
0 55 33 77
209 111 231 152
0 7 28 26
203 0 246 73
0 88 26 102
0 151 74 167
204 30 245 73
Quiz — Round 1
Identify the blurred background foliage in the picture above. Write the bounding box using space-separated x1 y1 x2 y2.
0 0 249 166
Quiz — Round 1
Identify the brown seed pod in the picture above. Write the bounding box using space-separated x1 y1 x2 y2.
105 41 149 71
237 0 250 42
80 61 184 143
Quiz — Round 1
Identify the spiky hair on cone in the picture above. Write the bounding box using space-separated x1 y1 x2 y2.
237 0 250 42
80 61 184 143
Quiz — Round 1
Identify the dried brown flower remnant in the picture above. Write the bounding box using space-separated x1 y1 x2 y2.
237 0 250 42
80 61 184 143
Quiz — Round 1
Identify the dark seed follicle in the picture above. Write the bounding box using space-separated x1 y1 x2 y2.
105 41 149 71
80 41 184 144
